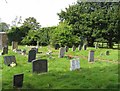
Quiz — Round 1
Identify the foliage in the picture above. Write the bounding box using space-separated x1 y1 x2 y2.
0 22 9 32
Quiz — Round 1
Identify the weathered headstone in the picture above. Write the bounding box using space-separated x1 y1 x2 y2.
32 59 48 73
31 47 38 53
59 47 65 58
72 45 76 51
12 41 18 50
70 58 80 71
83 44 87 50
105 50 109 55
0 32 8 50
78 45 82 50
13 74 24 88
28 50 36 62
88 50 94 62
4 56 16 66
65 46 69 52
55 44 60 50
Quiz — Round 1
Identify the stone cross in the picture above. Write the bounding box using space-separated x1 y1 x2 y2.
88 50 94 62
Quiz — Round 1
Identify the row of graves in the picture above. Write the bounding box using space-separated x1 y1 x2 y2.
1 38 110 89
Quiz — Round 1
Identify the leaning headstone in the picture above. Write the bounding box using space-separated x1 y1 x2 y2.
28 50 36 62
13 74 24 88
12 41 18 50
105 50 109 55
83 44 87 50
65 46 69 52
59 47 65 58
88 50 94 62
4 56 16 66
55 44 60 50
32 59 48 73
72 45 76 51
78 45 82 50
70 58 80 71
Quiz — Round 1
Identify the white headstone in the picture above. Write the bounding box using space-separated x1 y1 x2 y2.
59 47 65 58
70 58 80 71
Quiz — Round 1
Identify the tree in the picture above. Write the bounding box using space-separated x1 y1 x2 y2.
0 22 9 32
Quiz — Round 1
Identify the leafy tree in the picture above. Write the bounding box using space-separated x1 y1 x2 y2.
0 22 9 32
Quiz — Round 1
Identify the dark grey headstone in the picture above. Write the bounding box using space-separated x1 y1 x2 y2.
78 45 82 50
31 47 38 53
83 44 87 50
13 74 24 88
28 50 36 62
4 56 16 66
55 44 60 50
1 46 8 55
88 50 94 62
32 59 48 73
105 51 109 55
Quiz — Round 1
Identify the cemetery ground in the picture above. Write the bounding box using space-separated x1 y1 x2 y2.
0 45 119 89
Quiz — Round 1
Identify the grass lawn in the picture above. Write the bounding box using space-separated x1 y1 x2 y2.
0 45 119 89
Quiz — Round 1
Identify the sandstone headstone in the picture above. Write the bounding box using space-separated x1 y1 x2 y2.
12 41 18 50
13 74 24 88
88 50 94 62
4 56 16 66
28 50 36 62
32 59 48 73
59 47 65 58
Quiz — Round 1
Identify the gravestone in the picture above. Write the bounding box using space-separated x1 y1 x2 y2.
105 50 109 55
12 41 18 50
1 46 8 55
32 59 48 73
13 74 24 88
78 45 82 50
28 50 36 62
4 56 16 66
70 58 80 71
65 46 69 52
0 32 8 50
83 44 87 50
72 45 76 51
88 50 94 62
55 44 60 50
21 49 26 55
59 47 65 58
95 44 98 49
31 47 38 53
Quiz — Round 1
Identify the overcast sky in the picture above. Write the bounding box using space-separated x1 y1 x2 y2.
0 0 77 27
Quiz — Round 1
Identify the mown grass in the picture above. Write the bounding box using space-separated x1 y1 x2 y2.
0 45 119 89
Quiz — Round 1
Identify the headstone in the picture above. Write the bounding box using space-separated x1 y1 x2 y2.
32 59 48 73
1 46 8 55
72 45 76 51
12 41 18 50
28 50 36 62
13 74 24 88
105 50 109 55
0 32 8 50
65 46 69 52
88 50 94 62
59 47 65 58
83 44 87 50
4 56 16 66
55 44 60 50
21 49 26 55
95 44 98 49
70 58 80 71
31 47 38 53
78 45 82 50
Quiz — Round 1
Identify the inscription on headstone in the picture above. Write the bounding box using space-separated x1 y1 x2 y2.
88 50 94 62
13 74 24 88
32 59 48 73
4 56 16 66
28 50 36 62
70 58 80 71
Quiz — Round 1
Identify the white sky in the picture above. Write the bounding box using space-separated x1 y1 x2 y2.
0 0 77 27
